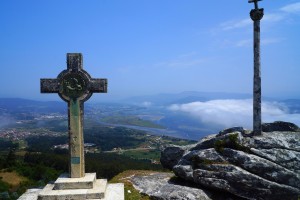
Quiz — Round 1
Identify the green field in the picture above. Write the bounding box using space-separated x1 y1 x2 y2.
0 117 196 199
120 149 161 161
100 115 165 129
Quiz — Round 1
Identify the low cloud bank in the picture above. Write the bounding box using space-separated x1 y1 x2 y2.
168 99 300 129
0 114 15 128
141 101 152 107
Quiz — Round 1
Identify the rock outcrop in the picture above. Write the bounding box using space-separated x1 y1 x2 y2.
161 121 300 200
262 121 299 132
130 172 245 200
130 172 213 200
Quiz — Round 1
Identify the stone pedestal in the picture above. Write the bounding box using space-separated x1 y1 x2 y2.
18 173 124 200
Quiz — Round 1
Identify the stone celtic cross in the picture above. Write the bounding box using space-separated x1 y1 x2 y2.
41 53 107 178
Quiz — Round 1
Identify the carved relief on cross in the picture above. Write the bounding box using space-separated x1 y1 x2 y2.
40 53 107 178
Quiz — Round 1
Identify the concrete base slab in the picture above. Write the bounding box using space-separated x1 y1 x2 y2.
18 171 124 200
54 173 96 189
38 179 107 200
18 183 124 200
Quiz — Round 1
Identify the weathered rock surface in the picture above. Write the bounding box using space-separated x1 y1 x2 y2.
262 121 299 132
130 172 244 200
161 122 300 200
160 146 187 170
130 173 212 200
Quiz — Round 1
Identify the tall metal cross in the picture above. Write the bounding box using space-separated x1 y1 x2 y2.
249 0 264 136
41 53 107 178
248 0 262 9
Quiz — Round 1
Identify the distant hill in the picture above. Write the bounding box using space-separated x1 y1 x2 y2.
283 99 300 113
0 98 66 113
123 91 255 105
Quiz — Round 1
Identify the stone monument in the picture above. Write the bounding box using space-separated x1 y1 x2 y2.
40 53 107 178
249 0 264 136
18 53 124 199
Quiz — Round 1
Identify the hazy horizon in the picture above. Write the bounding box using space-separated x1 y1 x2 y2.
1 93 300 137
0 90 300 103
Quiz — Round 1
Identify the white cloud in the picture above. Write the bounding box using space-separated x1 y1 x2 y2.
221 19 251 31
261 38 284 45
155 52 206 69
0 115 16 128
168 99 300 129
262 13 286 23
281 2 300 14
236 39 252 47
178 52 198 58
236 38 284 47
141 101 152 107
162 59 204 68
221 13 286 32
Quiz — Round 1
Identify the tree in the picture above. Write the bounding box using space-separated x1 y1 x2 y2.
5 148 16 167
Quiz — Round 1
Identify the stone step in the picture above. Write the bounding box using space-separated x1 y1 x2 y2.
86 183 124 200
18 183 125 200
38 179 107 200
54 173 97 190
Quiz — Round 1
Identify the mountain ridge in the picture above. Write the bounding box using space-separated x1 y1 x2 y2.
121 91 281 105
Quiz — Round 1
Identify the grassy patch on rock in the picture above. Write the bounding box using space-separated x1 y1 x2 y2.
214 133 250 153
109 170 157 200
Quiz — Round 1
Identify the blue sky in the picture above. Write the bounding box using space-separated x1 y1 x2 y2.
0 0 299 102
